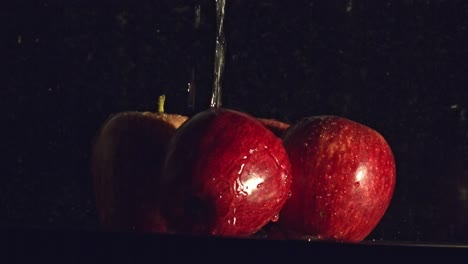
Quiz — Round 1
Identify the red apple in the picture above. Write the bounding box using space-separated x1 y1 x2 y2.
277 115 396 243
160 108 292 237
91 95 187 233
257 118 290 138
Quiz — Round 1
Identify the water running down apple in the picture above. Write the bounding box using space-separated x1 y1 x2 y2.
160 108 292 236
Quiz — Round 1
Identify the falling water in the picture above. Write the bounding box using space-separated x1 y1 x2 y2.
210 0 226 108
346 0 353 13
187 4 202 113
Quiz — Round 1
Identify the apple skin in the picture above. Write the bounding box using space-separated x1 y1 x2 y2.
257 118 290 138
160 108 292 237
90 111 187 233
277 115 396 243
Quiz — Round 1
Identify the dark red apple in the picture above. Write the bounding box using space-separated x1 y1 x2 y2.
277 115 396 242
91 95 187 233
160 108 292 237
257 118 290 138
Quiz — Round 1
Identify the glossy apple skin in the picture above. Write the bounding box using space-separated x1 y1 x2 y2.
91 111 187 233
161 108 292 237
278 115 396 243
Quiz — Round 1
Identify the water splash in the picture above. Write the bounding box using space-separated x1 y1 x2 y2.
210 0 226 108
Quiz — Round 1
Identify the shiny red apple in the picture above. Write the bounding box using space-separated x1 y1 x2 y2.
277 115 396 242
160 108 292 237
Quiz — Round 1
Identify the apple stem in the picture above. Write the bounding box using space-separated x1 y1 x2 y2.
158 94 166 113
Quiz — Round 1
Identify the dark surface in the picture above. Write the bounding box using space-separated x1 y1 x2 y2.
3 228 468 262
3 0 468 248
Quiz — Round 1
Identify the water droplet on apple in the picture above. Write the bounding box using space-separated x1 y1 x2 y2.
354 182 360 187
237 163 246 175
235 177 248 196
249 148 257 154
287 191 292 198
256 183 263 189
270 214 279 222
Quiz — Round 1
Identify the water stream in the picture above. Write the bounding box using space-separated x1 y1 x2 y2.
187 4 201 114
210 0 226 108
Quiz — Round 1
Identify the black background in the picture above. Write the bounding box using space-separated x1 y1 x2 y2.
3 0 468 245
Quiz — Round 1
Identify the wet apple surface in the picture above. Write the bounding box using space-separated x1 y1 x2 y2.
278 116 396 243
160 108 292 237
